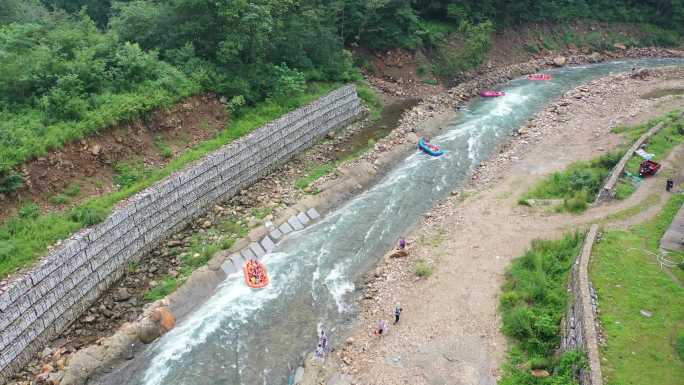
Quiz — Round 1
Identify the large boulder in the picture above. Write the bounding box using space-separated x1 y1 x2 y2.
137 319 161 344
552 56 567 67
151 307 177 332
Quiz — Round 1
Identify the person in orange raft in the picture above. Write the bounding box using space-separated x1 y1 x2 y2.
246 259 264 284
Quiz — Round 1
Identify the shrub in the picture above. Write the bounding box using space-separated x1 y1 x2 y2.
155 137 173 159
564 190 589 213
69 205 108 226
113 161 148 189
49 194 70 205
0 172 24 193
63 183 81 197
19 203 40 219
269 63 306 100
414 260 433 277
227 95 246 116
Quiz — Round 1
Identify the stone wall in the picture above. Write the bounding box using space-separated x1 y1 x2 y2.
560 224 603 385
0 85 363 382
596 121 665 202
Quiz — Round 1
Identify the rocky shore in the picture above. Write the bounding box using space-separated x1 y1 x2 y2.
8 46 684 385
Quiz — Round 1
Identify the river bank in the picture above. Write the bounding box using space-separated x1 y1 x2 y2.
298 66 684 384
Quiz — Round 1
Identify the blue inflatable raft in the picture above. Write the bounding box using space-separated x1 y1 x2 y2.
418 138 444 157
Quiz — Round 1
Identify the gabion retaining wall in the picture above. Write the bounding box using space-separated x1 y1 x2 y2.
0 85 363 382
560 224 603 385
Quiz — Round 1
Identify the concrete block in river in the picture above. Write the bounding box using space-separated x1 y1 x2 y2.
221 260 237 275
296 212 310 225
287 216 304 231
260 236 276 253
249 242 266 258
269 228 283 241
230 253 245 269
306 208 320 220
241 248 256 261
278 222 294 235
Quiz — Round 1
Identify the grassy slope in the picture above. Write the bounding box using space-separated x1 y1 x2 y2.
591 195 684 385
521 152 623 212
522 110 684 212
499 233 587 385
0 83 343 278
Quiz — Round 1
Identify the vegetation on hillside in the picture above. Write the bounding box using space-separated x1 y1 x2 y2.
499 233 587 384
591 195 684 384
1 1 682 185
0 83 336 278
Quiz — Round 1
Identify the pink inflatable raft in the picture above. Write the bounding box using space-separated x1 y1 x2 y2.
527 74 552 81
480 90 505 97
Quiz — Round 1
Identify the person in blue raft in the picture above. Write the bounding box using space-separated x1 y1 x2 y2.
418 136 444 157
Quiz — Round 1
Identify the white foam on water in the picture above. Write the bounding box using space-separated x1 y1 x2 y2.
142 251 292 385
324 262 355 313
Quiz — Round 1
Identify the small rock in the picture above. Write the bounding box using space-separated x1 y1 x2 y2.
90 144 102 156
531 369 550 378
114 288 131 302
40 347 53 359
202 220 212 229
345 337 354 346
613 43 627 50
83 315 96 323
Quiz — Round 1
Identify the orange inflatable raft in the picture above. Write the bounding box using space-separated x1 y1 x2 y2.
244 259 270 289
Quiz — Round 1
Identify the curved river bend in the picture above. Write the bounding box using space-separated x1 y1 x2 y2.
100 59 683 385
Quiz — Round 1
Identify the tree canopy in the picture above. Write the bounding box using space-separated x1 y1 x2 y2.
0 0 681 176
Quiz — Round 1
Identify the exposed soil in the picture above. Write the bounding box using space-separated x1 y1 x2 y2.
306 68 684 385
0 94 228 222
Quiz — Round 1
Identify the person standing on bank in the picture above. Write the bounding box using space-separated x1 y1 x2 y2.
394 304 403 324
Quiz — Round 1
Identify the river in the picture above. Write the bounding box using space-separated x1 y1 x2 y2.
97 59 683 385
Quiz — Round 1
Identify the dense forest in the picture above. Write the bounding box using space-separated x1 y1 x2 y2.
0 0 682 183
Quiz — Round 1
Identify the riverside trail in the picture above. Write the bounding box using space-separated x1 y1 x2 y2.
95 59 684 385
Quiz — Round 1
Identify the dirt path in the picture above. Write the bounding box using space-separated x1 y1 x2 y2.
315 69 684 385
